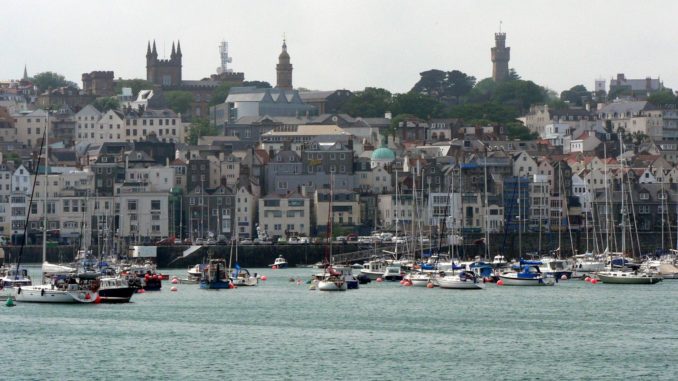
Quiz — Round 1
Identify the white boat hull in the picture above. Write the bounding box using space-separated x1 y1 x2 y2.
317 279 347 291
597 272 662 284
13 285 97 303
499 274 555 286
437 277 483 290
233 277 258 286
359 270 384 280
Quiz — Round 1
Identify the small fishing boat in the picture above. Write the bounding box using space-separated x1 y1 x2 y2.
359 259 387 280
498 259 555 286
97 277 136 303
269 255 288 269
0 266 33 288
200 259 232 289
539 257 573 279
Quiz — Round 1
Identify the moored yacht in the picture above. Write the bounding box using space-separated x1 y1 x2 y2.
498 259 555 286
269 255 288 269
360 258 387 280
438 270 483 290
596 269 662 284
13 274 99 303
97 276 136 303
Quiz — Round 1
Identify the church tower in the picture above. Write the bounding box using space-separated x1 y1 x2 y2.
276 39 293 90
491 32 510 82
146 40 182 87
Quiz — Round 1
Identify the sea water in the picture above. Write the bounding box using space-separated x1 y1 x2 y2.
2 267 678 380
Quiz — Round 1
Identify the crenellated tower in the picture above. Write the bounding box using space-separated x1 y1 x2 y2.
146 40 183 86
491 32 510 82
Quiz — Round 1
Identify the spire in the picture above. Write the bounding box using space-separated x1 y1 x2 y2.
171 41 176 58
23 65 28 81
282 37 287 51
176 40 182 56
146 41 151 56
152 40 158 56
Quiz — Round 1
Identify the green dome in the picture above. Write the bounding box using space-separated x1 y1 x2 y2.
371 147 395 161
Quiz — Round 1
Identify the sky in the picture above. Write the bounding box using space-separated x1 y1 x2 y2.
2 0 677 94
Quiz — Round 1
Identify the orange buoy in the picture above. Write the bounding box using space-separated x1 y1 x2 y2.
94 295 102 304
426 282 434 288
170 286 178 292
497 279 504 286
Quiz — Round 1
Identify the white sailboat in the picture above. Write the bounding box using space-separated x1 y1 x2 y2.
318 174 347 291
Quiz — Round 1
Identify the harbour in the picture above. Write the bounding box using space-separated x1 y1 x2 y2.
2 265 678 379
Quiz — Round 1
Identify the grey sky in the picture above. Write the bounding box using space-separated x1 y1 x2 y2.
2 0 677 94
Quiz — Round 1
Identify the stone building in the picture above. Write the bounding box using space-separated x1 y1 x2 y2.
82 71 115 97
276 39 293 90
491 32 510 82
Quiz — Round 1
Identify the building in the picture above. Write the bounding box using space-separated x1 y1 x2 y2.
13 109 47 148
298 90 352 114
491 32 510 82
609 73 664 99
222 87 315 122
82 71 115 97
314 189 361 233
118 181 169 244
275 39 293 90
258 193 310 238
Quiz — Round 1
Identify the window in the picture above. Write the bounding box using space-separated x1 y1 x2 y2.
128 200 138 211
639 193 649 200
152 225 160 232
151 200 161 210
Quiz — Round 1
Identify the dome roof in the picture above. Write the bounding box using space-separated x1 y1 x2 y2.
371 147 395 161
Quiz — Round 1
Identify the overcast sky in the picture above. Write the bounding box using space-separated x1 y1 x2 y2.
2 0 676 94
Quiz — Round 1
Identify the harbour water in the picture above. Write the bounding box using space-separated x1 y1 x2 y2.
2 266 678 380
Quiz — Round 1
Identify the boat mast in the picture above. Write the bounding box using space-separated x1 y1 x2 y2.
43 109 50 264
483 146 489 260
619 135 625 256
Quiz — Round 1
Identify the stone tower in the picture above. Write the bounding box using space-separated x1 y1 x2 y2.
276 39 293 90
491 32 510 82
146 40 182 87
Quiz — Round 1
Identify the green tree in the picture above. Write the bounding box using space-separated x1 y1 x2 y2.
467 78 497 103
114 79 154 98
647 90 677 106
447 102 519 125
242 80 271 88
209 83 233 106
507 122 538 140
411 69 476 102
391 92 444 119
31 71 78 92
188 118 220 145
339 87 392 117
91 97 120 112
165 91 193 114
508 68 521 81
491 80 547 112
560 85 591 107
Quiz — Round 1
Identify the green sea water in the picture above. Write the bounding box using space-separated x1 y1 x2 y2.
2 267 678 380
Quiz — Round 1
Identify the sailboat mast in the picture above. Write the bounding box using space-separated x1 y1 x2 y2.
483 147 489 260
43 109 50 264
620 135 625 255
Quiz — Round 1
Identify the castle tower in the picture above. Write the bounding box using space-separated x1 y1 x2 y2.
276 39 293 90
491 32 510 82
146 40 182 87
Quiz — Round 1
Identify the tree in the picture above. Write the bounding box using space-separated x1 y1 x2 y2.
114 79 154 98
339 87 392 117
242 80 271 89
411 69 476 102
560 85 591 107
391 92 444 119
491 80 547 112
647 90 677 107
467 78 497 103
507 122 538 140
188 118 220 145
91 97 120 112
447 102 519 125
508 68 521 81
165 91 193 114
209 83 232 106
30 71 78 92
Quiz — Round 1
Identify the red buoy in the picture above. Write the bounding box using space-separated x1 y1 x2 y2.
560 274 568 280
171 278 179 284
85 293 91 300
497 279 504 286
170 286 178 292
228 283 235 289
376 277 383 283
585 277 591 282
137 289 146 294
94 295 101 304
426 282 434 288
261 275 268 281
272 265 278 270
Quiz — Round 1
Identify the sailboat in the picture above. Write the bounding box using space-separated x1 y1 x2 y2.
13 121 99 303
317 174 347 291
597 136 662 285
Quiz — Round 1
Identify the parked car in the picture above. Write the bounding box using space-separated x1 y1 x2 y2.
240 238 253 245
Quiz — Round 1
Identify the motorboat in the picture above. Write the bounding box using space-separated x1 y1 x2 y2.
596 270 663 284
383 264 404 281
200 259 231 289
333 265 359 289
97 277 136 303
406 271 440 287
539 257 573 279
641 260 678 279
572 253 606 278
498 259 555 286
1 266 33 288
269 255 288 269
13 274 99 303
438 270 484 290
232 267 258 287
359 259 387 280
